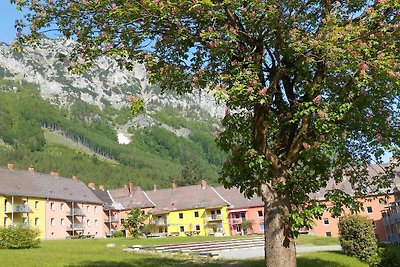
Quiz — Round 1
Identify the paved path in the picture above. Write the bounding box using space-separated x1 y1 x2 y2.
217 245 342 259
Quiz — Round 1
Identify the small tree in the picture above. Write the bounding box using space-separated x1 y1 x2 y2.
338 214 377 262
122 208 149 238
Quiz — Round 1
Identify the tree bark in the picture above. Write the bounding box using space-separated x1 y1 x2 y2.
264 192 296 267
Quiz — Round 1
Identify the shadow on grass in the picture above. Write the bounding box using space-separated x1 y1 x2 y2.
66 256 264 267
298 251 360 267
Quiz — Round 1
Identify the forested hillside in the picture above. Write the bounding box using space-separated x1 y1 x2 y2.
0 79 225 189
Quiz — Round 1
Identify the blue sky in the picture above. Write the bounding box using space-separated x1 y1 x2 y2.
0 1 25 44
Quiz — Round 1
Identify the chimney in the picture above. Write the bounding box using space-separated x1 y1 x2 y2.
172 182 177 191
28 165 35 173
99 185 105 190
153 184 157 191
72 175 78 181
88 182 96 190
129 181 133 196
201 179 207 189
7 163 14 170
50 171 59 177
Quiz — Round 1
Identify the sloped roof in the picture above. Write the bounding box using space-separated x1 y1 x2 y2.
144 184 229 214
0 167 102 204
109 187 155 209
213 186 263 209
91 188 118 210
309 163 400 200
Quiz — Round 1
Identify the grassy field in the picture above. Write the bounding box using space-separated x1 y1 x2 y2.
0 235 359 267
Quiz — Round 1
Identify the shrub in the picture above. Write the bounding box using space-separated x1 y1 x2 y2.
112 230 124 238
368 243 400 267
338 214 377 261
0 226 40 249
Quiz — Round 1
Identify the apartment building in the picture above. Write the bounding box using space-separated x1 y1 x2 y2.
0 164 104 239
144 180 231 237
308 163 400 241
382 200 400 244
214 186 264 236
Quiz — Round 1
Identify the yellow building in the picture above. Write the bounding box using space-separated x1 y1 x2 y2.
145 180 231 237
0 195 46 239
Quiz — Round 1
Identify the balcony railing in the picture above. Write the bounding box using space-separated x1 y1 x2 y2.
67 223 85 231
66 209 86 216
206 214 223 221
152 218 168 225
231 217 245 224
4 204 31 213
105 216 120 223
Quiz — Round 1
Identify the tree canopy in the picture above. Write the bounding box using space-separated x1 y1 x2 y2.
12 1 400 266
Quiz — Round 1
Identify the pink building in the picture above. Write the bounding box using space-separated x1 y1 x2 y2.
308 163 400 241
0 166 104 239
214 186 264 235
97 182 154 237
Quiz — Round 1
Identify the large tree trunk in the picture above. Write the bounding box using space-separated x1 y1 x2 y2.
264 193 296 267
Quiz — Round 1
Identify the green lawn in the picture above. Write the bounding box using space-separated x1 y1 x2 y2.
0 236 354 267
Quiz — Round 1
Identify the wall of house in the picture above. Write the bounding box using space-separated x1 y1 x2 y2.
45 200 104 239
247 207 265 235
168 208 208 236
0 195 46 239
309 194 396 241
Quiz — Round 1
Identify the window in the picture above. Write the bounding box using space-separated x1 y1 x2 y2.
87 206 90 212
94 206 97 213
87 219 91 227
259 223 265 231
60 203 64 211
35 218 39 226
35 201 39 209
194 211 199 218
4 217 7 227
179 213 183 219
258 210 263 217
367 206 373 214
216 209 221 215
51 218 55 226
4 199 7 212
60 218 64 226
379 198 388 205
50 202 55 210
325 232 332 237
180 226 185 232
95 220 98 227
195 225 200 231
323 218 329 225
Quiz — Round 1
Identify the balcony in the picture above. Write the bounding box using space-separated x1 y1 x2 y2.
66 209 86 217
67 223 85 231
16 222 30 228
231 217 246 224
105 216 120 223
152 218 168 225
5 204 30 213
206 214 223 221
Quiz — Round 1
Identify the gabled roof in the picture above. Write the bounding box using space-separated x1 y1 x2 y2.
309 163 400 200
213 186 263 209
144 184 229 214
109 187 155 210
91 188 120 210
0 167 102 204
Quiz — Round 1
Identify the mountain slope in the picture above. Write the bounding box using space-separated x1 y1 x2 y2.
0 38 226 189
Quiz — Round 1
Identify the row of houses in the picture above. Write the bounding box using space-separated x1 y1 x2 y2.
1 163 400 243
